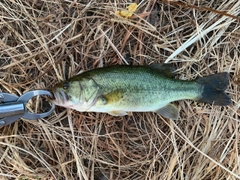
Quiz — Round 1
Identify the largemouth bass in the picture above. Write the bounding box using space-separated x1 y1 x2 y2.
52 65 231 120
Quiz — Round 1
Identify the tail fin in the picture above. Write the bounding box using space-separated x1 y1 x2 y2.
196 72 231 106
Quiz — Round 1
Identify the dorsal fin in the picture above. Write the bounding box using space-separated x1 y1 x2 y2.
149 63 175 77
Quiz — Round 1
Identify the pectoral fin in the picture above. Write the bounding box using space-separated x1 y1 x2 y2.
155 103 179 120
95 90 124 106
108 110 127 116
96 95 107 105
104 89 125 103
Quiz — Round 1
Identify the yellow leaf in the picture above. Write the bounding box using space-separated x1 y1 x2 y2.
127 3 138 12
116 3 138 18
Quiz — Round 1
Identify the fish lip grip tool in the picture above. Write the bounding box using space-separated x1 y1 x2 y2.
0 90 55 126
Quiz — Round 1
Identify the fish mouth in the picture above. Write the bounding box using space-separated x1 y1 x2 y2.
52 90 68 105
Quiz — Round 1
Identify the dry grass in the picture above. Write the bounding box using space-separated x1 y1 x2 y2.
0 0 240 179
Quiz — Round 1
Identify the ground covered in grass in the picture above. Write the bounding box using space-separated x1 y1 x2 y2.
0 0 240 179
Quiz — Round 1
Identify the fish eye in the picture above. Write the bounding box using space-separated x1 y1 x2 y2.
63 81 69 90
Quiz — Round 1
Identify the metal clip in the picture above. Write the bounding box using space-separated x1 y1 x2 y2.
0 90 55 126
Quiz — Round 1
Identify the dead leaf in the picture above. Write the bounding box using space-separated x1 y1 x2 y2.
116 3 138 18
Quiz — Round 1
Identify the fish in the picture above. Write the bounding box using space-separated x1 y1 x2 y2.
51 64 231 120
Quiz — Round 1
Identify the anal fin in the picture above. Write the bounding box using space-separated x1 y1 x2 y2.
155 103 179 120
